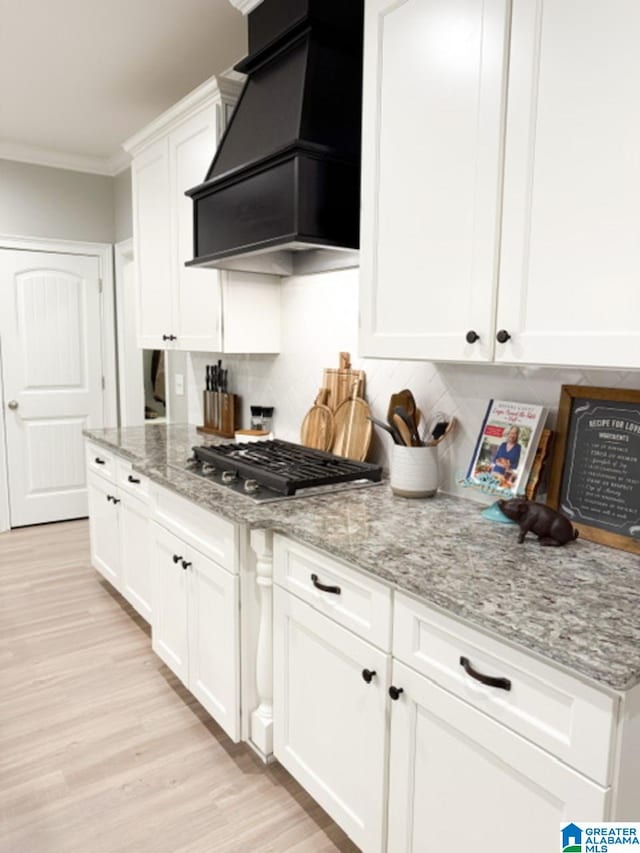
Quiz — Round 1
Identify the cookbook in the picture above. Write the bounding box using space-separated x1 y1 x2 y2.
466 400 547 495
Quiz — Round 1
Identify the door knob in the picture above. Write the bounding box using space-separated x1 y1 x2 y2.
496 329 511 344
7 400 18 410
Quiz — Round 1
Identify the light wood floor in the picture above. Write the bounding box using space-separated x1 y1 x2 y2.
0 520 359 853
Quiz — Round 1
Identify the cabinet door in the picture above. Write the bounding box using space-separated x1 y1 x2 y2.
170 105 223 353
498 0 640 368
387 661 609 853
132 137 174 349
119 492 152 622
359 0 509 362
274 588 389 853
87 473 120 589
150 523 188 683
187 548 240 742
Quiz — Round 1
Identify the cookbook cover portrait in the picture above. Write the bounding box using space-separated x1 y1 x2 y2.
467 400 547 495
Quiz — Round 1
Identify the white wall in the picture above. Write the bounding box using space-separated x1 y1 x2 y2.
0 159 115 242
186 269 640 502
113 168 133 243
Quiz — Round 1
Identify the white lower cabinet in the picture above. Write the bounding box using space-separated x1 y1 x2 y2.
87 471 121 589
151 521 240 742
387 660 609 853
119 492 152 622
87 469 151 620
273 587 390 853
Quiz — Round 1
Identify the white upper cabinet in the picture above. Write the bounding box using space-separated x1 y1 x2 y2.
126 76 281 354
131 138 173 351
497 0 640 367
360 0 510 363
360 0 640 369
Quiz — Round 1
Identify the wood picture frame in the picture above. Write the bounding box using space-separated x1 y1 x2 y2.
548 386 640 554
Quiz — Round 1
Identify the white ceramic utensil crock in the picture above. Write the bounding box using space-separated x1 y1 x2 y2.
390 444 439 498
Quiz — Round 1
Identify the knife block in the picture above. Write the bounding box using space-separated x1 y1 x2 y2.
197 391 236 439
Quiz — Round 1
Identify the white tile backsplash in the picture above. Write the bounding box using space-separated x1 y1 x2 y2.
186 269 640 502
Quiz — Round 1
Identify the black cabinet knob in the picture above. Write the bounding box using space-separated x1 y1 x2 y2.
95 457 105 465
106 494 112 503
127 475 141 484
112 498 120 505
465 330 480 344
181 560 192 571
496 329 511 344
162 334 171 341
362 669 377 684
389 685 404 701
172 554 183 564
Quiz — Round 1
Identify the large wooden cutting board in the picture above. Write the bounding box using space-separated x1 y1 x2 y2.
322 352 365 412
300 389 334 451
331 381 372 461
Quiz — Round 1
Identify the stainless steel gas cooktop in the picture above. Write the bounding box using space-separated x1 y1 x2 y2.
180 439 383 504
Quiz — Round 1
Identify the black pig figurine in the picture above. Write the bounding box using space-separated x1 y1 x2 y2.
497 498 578 546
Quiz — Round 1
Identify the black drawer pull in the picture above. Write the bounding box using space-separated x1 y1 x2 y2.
127 475 141 484
95 457 106 465
362 668 377 684
459 656 511 691
172 554 183 564
389 685 404 701
310 573 341 595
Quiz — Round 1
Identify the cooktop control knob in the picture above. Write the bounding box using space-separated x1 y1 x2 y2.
185 455 200 468
244 479 260 495
222 470 238 484
202 463 216 475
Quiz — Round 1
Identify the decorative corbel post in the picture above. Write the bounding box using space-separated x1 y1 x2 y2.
249 529 273 757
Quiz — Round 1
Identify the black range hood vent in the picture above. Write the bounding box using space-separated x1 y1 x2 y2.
186 0 364 276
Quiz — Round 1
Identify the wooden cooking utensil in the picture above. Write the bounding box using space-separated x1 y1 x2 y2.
387 389 417 432
323 352 365 412
392 412 413 447
300 389 335 451
332 379 372 461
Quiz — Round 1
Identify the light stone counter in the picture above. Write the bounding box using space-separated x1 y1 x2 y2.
85 424 640 692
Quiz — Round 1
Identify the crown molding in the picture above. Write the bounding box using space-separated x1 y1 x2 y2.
228 0 264 14
0 139 130 176
123 74 244 157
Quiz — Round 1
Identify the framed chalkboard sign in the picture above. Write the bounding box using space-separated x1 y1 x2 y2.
548 386 640 554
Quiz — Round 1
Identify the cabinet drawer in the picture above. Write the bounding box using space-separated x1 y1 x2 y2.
86 442 115 481
393 593 617 785
152 484 238 573
273 536 391 651
116 459 150 499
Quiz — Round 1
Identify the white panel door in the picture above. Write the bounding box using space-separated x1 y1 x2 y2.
132 138 174 349
87 473 121 589
150 522 189 683
387 661 609 853
170 105 223 353
0 249 103 526
187 547 240 741
498 0 640 368
119 492 152 623
273 589 390 853
359 0 510 361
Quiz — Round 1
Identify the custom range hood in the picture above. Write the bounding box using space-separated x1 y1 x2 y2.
186 0 364 276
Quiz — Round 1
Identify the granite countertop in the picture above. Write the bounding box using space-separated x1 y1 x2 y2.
85 424 640 693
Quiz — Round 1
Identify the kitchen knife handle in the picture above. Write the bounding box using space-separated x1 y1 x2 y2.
310 573 341 595
459 656 511 691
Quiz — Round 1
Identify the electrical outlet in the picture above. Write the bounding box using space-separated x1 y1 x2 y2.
174 373 184 396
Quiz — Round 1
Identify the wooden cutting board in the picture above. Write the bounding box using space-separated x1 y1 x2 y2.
323 352 365 412
300 389 334 451
331 381 372 461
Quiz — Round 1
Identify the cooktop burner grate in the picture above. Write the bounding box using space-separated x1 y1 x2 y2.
192 439 382 496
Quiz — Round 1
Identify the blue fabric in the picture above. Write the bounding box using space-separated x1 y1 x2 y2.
492 441 521 475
